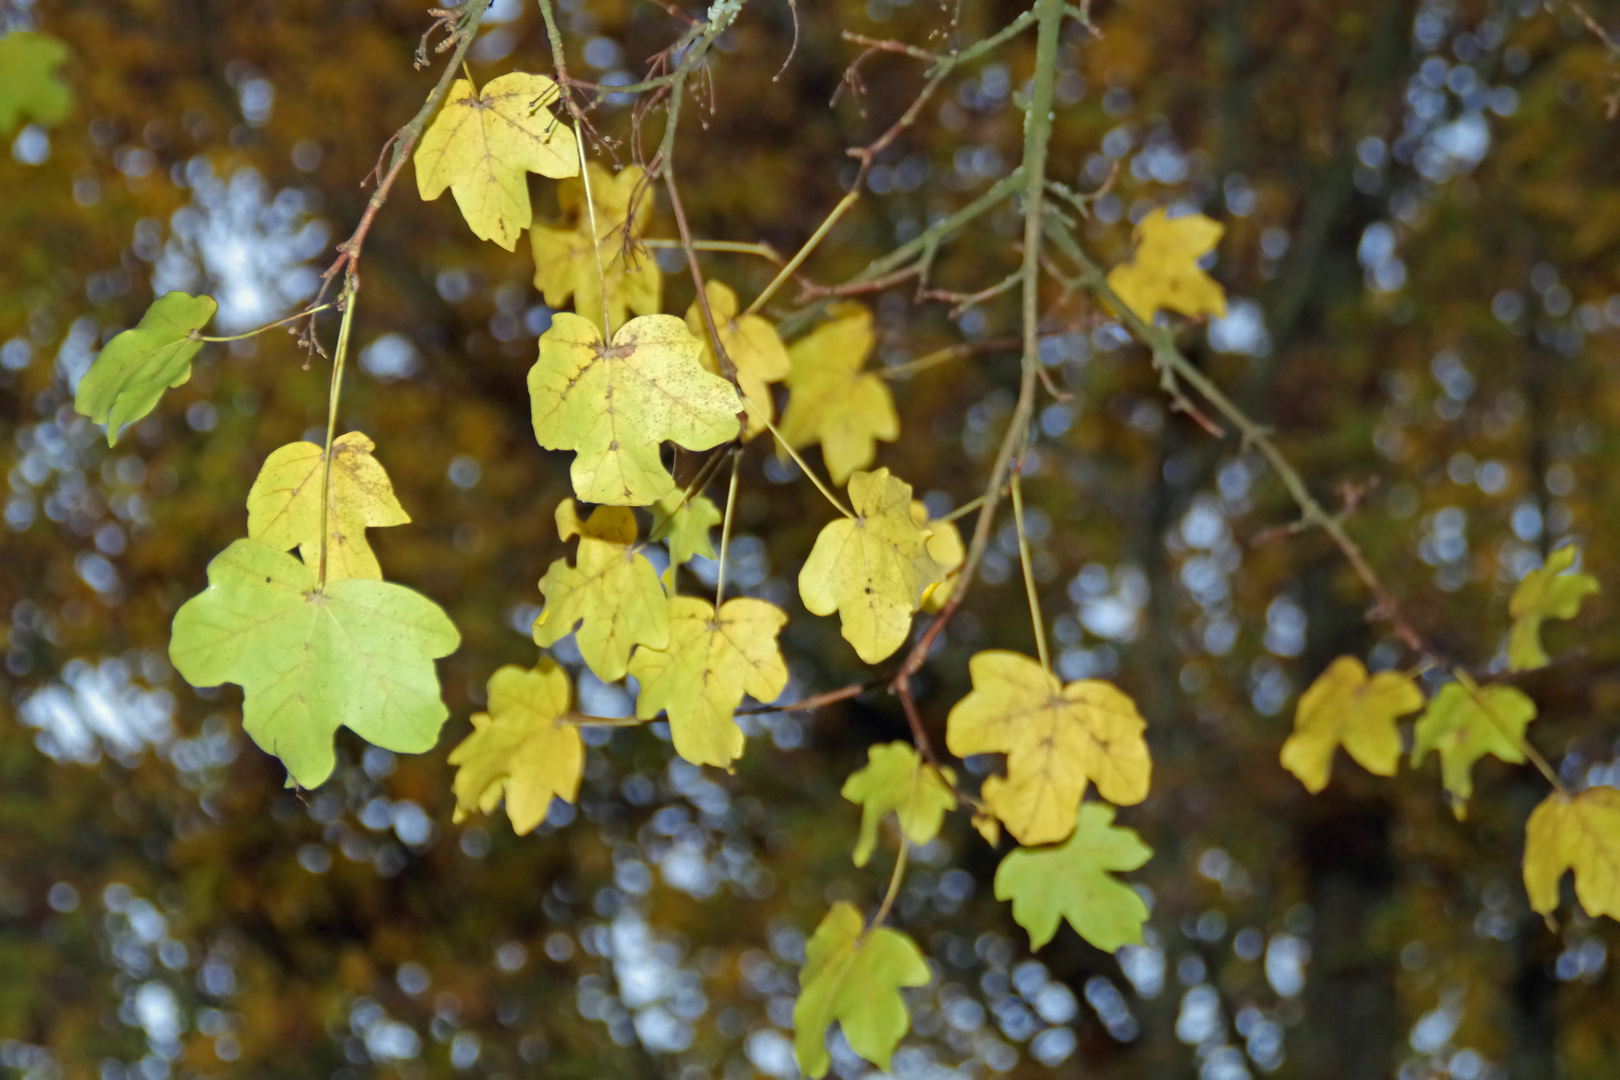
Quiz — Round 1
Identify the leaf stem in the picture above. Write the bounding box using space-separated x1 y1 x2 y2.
1455 670 1567 795
641 447 729 551
573 115 613 339
938 493 988 524
1010 453 1050 672
746 397 855 519
316 288 358 591
715 449 741 608
198 303 334 343
641 238 785 264
743 190 860 317
870 837 909 930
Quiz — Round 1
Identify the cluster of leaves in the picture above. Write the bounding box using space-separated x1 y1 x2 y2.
1280 545 1613 920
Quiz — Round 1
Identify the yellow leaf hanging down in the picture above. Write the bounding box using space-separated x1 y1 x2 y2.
684 280 791 438
531 162 662 332
414 72 579 251
246 431 410 582
793 902 931 1079
448 660 583 835
533 500 668 682
841 742 957 867
529 312 742 506
799 469 944 664
777 303 899 484
910 501 964 613
1524 787 1620 922
1411 680 1536 818
1508 544 1599 671
629 596 788 769
1280 656 1425 793
1105 208 1227 323
947 650 1151 847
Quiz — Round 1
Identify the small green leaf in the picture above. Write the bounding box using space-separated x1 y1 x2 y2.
1411 680 1535 818
650 490 721 568
793 902 931 1079
994 803 1152 952
74 292 217 445
1508 545 1599 670
169 538 460 788
0 32 73 134
840 743 957 867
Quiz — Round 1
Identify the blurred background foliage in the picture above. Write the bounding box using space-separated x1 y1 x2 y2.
1 0 1618 1078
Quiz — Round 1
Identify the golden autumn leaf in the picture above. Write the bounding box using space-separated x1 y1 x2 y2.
1105 208 1227 323
1523 787 1620 922
448 661 583 835
531 161 662 332
777 303 898 484
946 650 1150 846
685 280 791 438
1280 656 1425 793
1508 544 1599 671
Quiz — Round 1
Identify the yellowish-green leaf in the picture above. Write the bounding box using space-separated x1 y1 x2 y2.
533 500 668 682
529 312 741 506
1508 545 1599 671
245 432 410 582
995 803 1152 952
1412 680 1535 818
1105 208 1227 323
169 539 459 788
629 596 788 769
1280 656 1424 793
414 72 579 250
799 469 943 664
0 31 72 134
685 280 790 438
947 650 1151 846
531 162 661 332
777 303 898 484
1524 787 1620 921
841 743 957 867
793 902 931 1079
910 501 963 613
448 660 582 835
650 490 720 568
74 292 217 445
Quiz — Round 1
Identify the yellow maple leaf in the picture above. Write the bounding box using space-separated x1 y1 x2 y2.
414 72 579 251
840 742 957 867
245 431 410 582
533 500 668 682
1105 208 1226 323
448 660 583 835
531 162 662 333
1523 787 1620 921
629 596 788 769
685 280 791 438
528 312 742 506
910 500 964 613
777 303 898 484
1411 679 1536 818
1508 544 1599 671
946 650 1151 846
1280 656 1425 793
799 469 944 664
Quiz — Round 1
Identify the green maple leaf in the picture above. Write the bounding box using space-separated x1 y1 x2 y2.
649 490 720 568
532 500 668 682
1411 680 1536 818
793 902 931 1079
169 539 459 788
448 661 583 835
798 468 943 664
74 292 217 445
414 72 579 250
994 803 1152 952
840 742 957 867
528 312 741 506
629 596 788 769
0 32 72 134
1280 656 1425 793
1508 544 1599 670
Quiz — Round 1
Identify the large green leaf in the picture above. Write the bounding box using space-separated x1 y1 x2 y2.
74 292 217 445
0 32 72 134
793 902 930 1078
994 802 1152 952
169 538 459 788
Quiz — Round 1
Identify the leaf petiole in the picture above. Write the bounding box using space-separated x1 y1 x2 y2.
197 302 335 343
316 288 358 591
747 395 856 520
743 189 859 317
715 449 741 607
